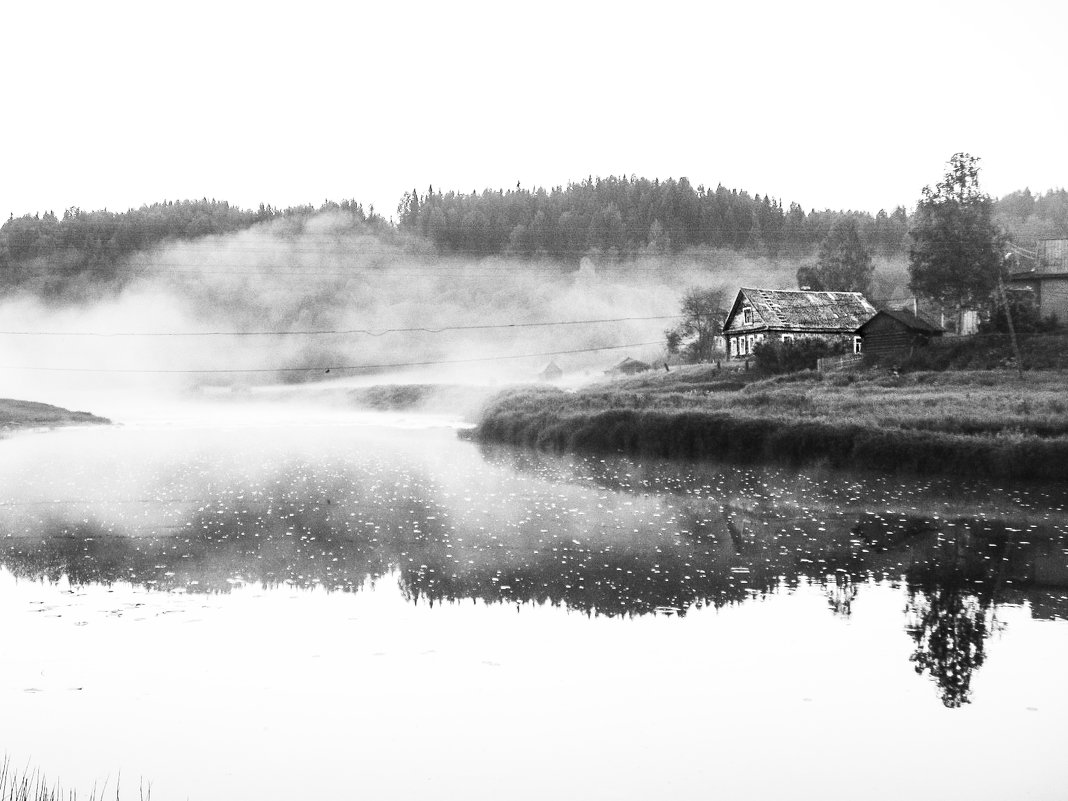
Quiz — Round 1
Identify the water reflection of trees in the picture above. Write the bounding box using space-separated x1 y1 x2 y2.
901 520 1018 708
1 449 1066 707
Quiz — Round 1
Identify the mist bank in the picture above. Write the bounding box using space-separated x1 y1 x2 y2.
3 208 882 412
470 367 1068 482
0 398 109 431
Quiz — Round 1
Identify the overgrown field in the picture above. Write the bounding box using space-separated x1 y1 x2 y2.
0 399 109 431
472 365 1068 481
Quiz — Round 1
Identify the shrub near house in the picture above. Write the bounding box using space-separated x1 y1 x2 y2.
754 338 844 373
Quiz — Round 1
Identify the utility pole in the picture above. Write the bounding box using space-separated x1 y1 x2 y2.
999 253 1024 378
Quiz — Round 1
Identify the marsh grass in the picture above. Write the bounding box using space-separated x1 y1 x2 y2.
0 759 149 801
474 367 1068 480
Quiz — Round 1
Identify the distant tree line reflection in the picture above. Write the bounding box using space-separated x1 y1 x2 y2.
1 449 1065 710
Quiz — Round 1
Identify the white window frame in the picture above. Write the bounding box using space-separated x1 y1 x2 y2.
743 308 753 325
854 336 863 354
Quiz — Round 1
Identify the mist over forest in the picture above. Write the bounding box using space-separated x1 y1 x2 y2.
1 177 1064 402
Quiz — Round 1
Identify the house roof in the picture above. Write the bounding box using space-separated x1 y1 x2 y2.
1009 270 1068 281
607 357 651 373
725 288 877 333
857 308 943 335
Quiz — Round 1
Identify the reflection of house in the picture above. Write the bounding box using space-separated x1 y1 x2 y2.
538 361 563 382
605 357 651 376
856 309 943 359
722 288 877 358
1007 238 1068 324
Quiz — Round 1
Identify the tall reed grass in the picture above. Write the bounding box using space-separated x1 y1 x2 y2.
0 758 148 801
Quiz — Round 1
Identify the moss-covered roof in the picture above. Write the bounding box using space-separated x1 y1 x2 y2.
725 288 877 333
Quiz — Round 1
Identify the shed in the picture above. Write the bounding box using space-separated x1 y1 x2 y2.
538 360 563 382
856 309 943 359
605 357 651 376
722 288 877 358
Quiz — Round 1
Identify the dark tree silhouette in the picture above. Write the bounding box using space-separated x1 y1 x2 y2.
909 154 1005 329
797 217 873 293
664 286 726 362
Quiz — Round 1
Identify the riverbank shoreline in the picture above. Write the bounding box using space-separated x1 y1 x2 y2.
470 366 1068 482
0 399 111 433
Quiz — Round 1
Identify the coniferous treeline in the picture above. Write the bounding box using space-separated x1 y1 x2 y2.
0 198 383 295
993 188 1068 242
1 180 1064 300
397 175 912 259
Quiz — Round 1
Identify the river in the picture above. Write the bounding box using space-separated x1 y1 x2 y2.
2 407 1067 800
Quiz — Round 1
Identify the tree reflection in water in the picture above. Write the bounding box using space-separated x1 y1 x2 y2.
826 573 858 617
0 443 1065 708
906 579 991 708
901 521 1014 707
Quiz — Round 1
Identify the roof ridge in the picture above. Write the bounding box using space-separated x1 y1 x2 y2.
741 286 865 295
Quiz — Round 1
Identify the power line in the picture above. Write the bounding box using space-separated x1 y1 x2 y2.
0 340 665 374
5 259 746 274
3 264 723 280
0 315 682 338
4 225 878 252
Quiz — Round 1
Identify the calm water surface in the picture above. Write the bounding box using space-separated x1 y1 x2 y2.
2 410 1067 800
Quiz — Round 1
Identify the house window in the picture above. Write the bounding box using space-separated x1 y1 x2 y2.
782 335 793 343
854 336 863 354
743 308 753 325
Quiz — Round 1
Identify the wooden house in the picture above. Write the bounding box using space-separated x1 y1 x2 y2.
855 309 943 359
605 356 651 376
722 288 877 358
538 361 563 382
1008 238 1068 325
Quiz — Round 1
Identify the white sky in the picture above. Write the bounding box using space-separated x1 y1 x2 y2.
2 0 1065 220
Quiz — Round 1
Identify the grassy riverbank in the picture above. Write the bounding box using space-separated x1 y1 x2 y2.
472 366 1068 481
0 399 110 431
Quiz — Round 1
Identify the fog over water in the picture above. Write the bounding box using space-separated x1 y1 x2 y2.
2 416 1067 800
0 212 822 417
2 213 1064 799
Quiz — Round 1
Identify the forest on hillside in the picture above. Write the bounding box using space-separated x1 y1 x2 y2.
397 177 911 258
397 178 1068 259
0 198 386 297
1 178 1065 301
992 188 1068 242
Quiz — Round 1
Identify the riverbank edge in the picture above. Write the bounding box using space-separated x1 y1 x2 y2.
0 398 111 433
472 405 1068 482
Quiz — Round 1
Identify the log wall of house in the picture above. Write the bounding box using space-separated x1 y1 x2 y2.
860 315 930 358
1037 277 1068 323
